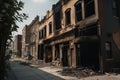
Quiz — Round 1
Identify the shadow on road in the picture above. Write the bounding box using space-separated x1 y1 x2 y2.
7 59 64 80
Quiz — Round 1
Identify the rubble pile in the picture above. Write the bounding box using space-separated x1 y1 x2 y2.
59 67 97 79
29 60 52 68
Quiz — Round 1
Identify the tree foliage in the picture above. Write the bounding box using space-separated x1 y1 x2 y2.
0 0 28 79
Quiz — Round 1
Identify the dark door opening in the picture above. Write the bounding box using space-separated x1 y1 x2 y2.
45 46 52 63
62 43 69 67
76 41 100 71
38 44 44 60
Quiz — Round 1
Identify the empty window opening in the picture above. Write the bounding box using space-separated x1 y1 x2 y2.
42 26 46 38
84 0 95 18
49 22 52 34
75 1 82 22
65 8 71 26
54 11 61 30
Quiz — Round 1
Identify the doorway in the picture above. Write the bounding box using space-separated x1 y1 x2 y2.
76 41 100 70
38 44 44 60
62 42 69 67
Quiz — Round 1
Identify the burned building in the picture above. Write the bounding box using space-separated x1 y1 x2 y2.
22 25 30 57
22 16 39 59
38 10 54 62
29 16 39 59
37 0 120 72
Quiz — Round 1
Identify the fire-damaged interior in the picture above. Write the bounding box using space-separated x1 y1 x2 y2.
55 44 60 60
76 41 100 71
76 23 100 71
45 46 52 62
38 44 44 60
62 42 69 67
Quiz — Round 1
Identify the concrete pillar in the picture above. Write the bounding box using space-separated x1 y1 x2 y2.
72 44 76 68
52 45 55 62
68 48 71 67
60 44 63 66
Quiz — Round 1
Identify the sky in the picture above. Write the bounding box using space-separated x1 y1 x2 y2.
13 0 59 35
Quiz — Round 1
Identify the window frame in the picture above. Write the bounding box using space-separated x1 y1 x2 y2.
74 1 82 23
49 22 52 35
65 8 71 26
84 0 95 18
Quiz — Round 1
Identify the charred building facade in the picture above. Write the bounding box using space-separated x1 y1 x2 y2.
25 0 120 72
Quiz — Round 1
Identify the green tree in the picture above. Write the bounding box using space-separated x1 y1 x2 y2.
0 0 28 79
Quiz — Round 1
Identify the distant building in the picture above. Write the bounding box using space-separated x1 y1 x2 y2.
22 25 30 57
22 16 39 59
13 35 22 57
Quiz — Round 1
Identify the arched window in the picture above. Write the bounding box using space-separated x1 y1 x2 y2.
65 8 71 26
74 1 82 22
49 22 52 34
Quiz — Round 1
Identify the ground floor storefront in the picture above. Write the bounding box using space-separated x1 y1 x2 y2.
37 22 120 73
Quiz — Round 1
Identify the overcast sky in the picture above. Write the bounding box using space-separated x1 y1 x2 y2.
13 0 59 35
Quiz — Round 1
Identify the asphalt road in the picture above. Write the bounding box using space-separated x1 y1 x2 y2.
6 59 64 80
6 58 120 80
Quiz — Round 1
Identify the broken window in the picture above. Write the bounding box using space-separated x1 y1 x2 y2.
105 42 112 59
74 1 82 22
41 26 46 38
84 0 95 18
38 29 43 39
54 11 61 30
49 22 52 34
65 8 71 26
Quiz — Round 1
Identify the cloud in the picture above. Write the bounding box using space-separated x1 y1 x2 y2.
32 0 47 3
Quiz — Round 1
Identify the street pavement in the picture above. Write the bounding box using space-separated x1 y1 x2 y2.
7 59 64 80
6 58 120 80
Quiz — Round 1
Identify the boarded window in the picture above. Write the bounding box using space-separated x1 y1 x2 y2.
84 0 95 18
65 8 71 26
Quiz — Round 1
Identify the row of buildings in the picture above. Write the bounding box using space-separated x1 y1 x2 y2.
14 0 120 73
